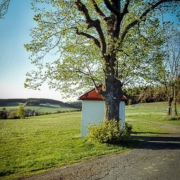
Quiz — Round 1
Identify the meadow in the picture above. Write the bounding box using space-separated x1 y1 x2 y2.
126 102 180 135
1 103 78 114
0 102 180 180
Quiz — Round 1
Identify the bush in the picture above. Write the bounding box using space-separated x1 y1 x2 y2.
170 116 180 121
87 120 133 144
17 104 25 119
0 111 7 119
125 122 133 134
8 110 19 119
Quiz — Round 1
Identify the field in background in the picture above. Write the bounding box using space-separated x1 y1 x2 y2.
129 101 180 113
126 102 180 135
1 103 78 114
0 102 180 180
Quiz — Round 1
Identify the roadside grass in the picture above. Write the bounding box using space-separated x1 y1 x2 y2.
0 112 132 180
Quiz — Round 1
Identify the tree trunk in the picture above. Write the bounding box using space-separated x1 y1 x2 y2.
167 96 173 116
174 86 177 116
167 85 173 116
102 77 123 121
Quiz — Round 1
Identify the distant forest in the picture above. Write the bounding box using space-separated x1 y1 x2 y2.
123 85 180 105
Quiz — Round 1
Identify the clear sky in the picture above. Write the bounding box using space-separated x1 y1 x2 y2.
0 0 74 101
0 1 179 102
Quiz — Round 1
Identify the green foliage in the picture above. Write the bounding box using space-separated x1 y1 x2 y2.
123 85 167 104
7 110 18 119
17 104 25 119
87 120 132 144
24 1 179 98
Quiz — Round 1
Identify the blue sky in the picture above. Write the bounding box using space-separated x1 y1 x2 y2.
0 1 179 101
0 0 70 101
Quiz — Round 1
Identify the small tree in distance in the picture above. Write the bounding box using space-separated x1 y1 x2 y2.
17 104 25 119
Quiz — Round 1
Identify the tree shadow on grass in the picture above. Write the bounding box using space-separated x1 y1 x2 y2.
132 134 180 150
132 132 169 135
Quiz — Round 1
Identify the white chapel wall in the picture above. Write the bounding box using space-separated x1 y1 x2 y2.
81 100 125 137
81 100 104 137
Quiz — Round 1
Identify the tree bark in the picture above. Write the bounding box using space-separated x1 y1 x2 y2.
174 86 177 116
102 77 123 121
167 96 173 116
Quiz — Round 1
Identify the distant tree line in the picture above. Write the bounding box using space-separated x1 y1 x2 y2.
0 99 27 106
123 86 167 104
0 104 25 119
124 85 180 105
25 100 40 106
0 98 77 108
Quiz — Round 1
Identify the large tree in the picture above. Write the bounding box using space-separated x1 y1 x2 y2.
24 0 179 121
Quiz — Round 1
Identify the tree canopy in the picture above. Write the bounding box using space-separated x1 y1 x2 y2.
22 0 179 120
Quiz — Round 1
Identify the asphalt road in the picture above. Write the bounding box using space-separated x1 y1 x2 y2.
19 133 180 180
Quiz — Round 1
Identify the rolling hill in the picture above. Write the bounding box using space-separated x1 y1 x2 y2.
0 98 82 114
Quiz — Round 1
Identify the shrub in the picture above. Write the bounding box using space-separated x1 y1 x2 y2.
0 111 7 119
17 104 25 119
87 120 133 144
125 122 133 134
170 116 180 121
8 110 19 119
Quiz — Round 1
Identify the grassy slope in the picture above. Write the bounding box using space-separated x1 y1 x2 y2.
0 102 180 179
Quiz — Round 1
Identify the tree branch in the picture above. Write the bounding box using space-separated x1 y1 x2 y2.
120 0 173 44
91 0 106 20
120 0 130 21
86 67 102 94
0 0 10 19
74 27 101 48
75 0 106 54
75 68 102 94
104 0 120 16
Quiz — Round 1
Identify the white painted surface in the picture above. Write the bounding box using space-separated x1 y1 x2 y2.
81 100 125 137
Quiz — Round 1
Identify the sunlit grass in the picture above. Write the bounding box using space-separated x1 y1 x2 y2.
0 112 129 180
1 102 180 180
126 102 180 134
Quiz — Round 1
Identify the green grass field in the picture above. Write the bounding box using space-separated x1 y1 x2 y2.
0 102 180 180
0 112 130 180
126 102 180 135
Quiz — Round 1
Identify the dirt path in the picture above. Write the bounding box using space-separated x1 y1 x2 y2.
17 130 180 180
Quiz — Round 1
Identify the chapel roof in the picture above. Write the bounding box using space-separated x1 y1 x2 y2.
79 85 127 101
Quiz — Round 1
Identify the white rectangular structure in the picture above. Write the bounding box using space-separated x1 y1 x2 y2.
81 100 125 137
